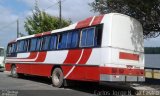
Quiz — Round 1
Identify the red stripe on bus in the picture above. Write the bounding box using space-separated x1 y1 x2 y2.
91 15 104 26
26 52 38 59
78 49 92 64
9 39 16 44
76 17 93 29
63 49 82 64
35 33 42 37
5 63 144 81
43 31 51 36
100 67 144 76
35 52 47 62
119 52 139 61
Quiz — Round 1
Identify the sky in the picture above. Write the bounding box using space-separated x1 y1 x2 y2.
0 0 159 48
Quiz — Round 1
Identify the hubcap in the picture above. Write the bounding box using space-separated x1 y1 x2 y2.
11 66 16 76
53 72 60 85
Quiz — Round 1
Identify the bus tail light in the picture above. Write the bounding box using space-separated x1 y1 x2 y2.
112 68 118 74
119 69 124 74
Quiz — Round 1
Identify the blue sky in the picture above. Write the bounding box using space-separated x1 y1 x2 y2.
1 0 28 14
0 0 159 48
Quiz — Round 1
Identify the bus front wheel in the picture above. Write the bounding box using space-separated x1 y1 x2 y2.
51 68 64 88
11 65 18 78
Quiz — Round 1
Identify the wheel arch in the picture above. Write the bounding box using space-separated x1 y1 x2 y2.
50 65 62 77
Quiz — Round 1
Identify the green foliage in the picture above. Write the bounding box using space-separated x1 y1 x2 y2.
145 47 160 54
90 0 160 38
24 3 71 35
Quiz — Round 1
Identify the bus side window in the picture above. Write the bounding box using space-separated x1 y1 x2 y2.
17 40 26 52
29 38 37 51
67 30 79 48
7 43 17 56
80 27 95 47
36 38 42 51
95 25 102 47
17 40 24 52
41 36 51 51
58 33 68 49
49 35 57 50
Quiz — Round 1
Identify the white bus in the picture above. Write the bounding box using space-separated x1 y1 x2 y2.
5 13 144 87
0 47 5 71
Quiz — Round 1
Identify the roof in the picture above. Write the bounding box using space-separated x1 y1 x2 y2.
12 13 132 42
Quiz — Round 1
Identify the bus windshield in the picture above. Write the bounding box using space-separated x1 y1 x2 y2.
0 48 4 57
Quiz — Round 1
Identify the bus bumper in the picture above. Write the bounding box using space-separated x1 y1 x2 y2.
100 74 145 82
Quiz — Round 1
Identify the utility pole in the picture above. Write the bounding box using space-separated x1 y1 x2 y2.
59 0 62 28
17 19 19 38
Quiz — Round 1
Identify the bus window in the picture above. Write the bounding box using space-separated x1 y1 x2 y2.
67 30 79 48
29 38 38 51
37 38 42 51
17 40 27 52
49 35 57 50
42 36 51 51
58 33 68 49
7 43 17 57
80 27 95 47
94 25 103 47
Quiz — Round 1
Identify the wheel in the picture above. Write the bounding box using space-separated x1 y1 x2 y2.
51 68 64 88
11 65 18 78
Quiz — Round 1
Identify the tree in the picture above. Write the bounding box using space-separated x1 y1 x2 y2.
89 0 160 38
24 2 71 35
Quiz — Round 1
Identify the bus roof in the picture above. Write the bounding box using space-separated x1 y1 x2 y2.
13 13 136 42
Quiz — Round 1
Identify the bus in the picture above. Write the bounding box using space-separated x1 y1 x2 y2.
5 13 144 87
0 47 5 72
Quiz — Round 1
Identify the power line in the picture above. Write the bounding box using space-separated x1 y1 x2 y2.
44 2 59 11
44 0 67 11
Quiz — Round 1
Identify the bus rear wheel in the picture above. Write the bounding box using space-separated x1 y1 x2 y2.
51 68 64 88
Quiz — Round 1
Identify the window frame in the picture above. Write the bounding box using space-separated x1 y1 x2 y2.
80 27 96 48
17 40 28 53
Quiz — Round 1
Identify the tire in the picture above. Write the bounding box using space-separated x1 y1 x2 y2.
51 68 64 88
11 65 18 78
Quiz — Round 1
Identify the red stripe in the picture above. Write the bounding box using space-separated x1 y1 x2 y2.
5 63 12 71
78 49 92 64
26 52 38 59
35 33 42 37
76 17 93 29
63 49 82 64
5 63 144 81
9 39 16 44
35 52 47 62
91 15 104 26
43 31 51 36
119 52 139 61
100 67 144 76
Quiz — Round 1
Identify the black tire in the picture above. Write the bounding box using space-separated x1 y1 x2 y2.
51 68 64 88
11 65 18 78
